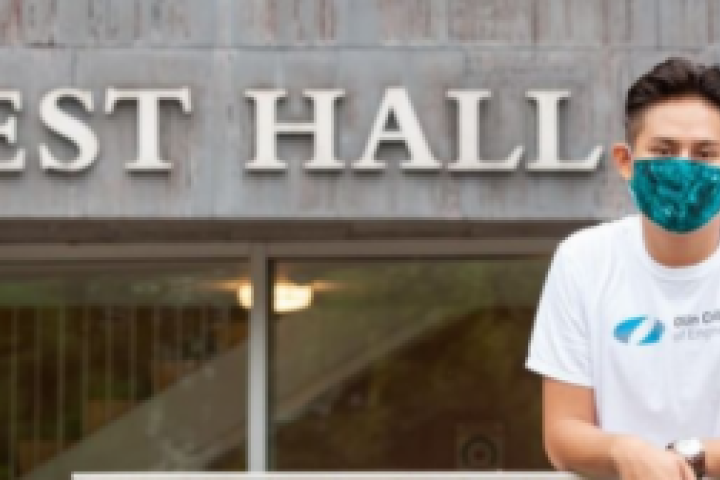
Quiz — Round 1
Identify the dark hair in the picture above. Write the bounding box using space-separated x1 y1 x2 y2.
625 57 720 143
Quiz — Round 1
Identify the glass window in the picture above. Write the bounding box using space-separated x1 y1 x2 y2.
0 261 249 479
270 257 551 471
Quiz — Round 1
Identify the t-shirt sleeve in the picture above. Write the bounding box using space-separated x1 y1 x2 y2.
525 240 592 387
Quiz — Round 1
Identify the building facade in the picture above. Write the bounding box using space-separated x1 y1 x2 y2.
0 0 716 477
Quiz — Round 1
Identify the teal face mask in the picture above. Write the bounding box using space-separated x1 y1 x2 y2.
629 156 720 234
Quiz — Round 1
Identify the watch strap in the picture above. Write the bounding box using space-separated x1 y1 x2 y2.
667 440 707 478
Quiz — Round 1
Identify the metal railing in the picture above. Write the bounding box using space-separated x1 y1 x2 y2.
73 474 582 480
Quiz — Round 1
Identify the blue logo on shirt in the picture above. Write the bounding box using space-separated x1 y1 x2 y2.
614 316 665 345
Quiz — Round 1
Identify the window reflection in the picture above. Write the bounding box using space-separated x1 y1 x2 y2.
270 258 551 471
0 262 249 479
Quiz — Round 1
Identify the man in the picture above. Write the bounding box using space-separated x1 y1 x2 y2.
526 57 720 480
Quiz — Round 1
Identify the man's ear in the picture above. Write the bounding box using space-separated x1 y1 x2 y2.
612 143 633 181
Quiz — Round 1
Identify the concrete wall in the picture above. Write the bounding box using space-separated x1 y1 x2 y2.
0 0 718 222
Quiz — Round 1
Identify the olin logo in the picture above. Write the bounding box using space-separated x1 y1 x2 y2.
614 316 665 345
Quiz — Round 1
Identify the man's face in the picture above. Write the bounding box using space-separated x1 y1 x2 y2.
613 95 720 180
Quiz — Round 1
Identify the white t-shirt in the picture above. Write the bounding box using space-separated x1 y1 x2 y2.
526 213 720 447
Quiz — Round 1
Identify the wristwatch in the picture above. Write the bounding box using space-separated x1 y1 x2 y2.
667 437 706 478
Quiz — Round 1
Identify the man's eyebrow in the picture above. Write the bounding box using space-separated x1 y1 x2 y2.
648 137 678 144
693 140 720 147
647 137 720 146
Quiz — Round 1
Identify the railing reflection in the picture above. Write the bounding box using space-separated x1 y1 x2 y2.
1 305 247 480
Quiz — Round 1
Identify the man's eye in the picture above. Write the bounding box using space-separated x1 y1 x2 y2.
697 151 719 160
652 148 671 156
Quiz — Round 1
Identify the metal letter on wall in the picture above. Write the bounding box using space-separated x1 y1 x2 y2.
0 91 25 172
525 90 603 171
105 88 192 172
446 90 523 172
40 89 99 173
353 87 441 171
245 89 345 172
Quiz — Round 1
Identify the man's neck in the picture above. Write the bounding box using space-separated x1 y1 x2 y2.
641 216 720 267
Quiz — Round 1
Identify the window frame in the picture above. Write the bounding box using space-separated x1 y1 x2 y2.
0 236 559 472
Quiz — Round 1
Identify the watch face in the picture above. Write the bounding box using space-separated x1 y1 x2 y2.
675 438 703 456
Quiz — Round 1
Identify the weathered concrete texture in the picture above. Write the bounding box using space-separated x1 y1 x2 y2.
448 0 533 45
0 48 651 220
0 1 717 222
658 0 717 48
0 0 221 47
0 0 716 47
606 0 659 46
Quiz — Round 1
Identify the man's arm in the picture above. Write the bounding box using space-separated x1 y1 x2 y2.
543 377 621 475
702 439 720 477
544 377 695 479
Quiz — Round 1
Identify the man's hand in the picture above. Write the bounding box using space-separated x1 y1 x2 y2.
541 378 701 478
610 435 696 480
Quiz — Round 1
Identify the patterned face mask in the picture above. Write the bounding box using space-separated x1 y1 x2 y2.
628 156 720 234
